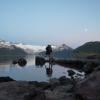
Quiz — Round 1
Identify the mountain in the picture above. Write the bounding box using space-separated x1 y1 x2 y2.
0 40 27 57
52 44 73 59
74 41 100 58
39 44 73 59
15 43 46 54
0 40 46 56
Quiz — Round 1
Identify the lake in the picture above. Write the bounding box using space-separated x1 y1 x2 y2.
0 55 84 82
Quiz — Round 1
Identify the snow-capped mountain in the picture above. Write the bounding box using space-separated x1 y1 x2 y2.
0 40 46 54
54 44 73 51
15 43 46 54
0 40 27 56
39 44 73 59
0 40 12 47
0 40 73 57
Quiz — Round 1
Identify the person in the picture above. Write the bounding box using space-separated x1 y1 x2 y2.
46 45 52 55
46 45 53 63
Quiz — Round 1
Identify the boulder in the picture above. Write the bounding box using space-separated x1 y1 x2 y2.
76 70 100 100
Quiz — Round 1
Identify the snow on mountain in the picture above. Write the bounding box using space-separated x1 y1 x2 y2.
54 44 73 51
0 40 73 55
0 40 46 54
0 40 14 49
15 43 46 54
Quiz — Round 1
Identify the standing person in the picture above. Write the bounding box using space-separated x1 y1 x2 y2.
46 45 52 56
45 45 53 70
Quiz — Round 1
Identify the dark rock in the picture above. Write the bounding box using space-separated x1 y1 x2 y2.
0 77 14 83
35 56 45 66
94 65 100 71
45 89 75 100
53 85 73 93
24 89 46 100
0 81 35 100
0 79 76 100
59 76 72 85
83 62 98 75
48 78 60 90
18 58 27 66
34 82 50 90
67 70 75 77
76 71 100 100
49 78 60 85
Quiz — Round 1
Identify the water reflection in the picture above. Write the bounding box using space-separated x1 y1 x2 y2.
0 55 84 81
35 56 54 77
45 64 53 77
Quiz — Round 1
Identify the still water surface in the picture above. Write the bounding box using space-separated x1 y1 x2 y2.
0 55 84 81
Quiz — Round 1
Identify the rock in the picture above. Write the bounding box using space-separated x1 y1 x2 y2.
83 62 98 75
47 78 60 90
0 81 35 100
94 65 100 71
24 89 46 100
33 81 50 90
53 85 73 93
45 89 74 100
0 77 14 83
67 70 75 77
49 78 60 85
18 58 27 67
59 76 72 85
0 79 76 100
76 71 100 100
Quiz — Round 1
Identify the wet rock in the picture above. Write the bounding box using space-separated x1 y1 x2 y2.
76 71 100 100
0 77 14 83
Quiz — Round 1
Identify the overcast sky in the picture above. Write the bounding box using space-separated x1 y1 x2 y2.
0 0 100 48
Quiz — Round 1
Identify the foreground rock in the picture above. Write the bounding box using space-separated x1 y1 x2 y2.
0 81 44 100
0 76 75 100
76 69 100 100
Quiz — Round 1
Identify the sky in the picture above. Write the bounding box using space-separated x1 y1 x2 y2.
0 0 100 48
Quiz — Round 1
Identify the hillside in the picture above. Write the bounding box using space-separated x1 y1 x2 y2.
74 41 100 58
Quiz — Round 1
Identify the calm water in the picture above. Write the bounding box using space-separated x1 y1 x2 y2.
0 55 84 82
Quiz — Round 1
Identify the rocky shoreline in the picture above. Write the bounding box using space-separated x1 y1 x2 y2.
0 66 100 100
